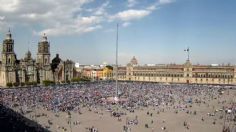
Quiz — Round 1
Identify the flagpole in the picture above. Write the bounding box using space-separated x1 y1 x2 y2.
185 47 190 61
187 47 190 61
115 23 119 99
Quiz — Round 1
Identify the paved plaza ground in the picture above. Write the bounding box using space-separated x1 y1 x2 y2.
1 82 236 132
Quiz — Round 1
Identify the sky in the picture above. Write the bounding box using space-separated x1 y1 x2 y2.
0 0 236 65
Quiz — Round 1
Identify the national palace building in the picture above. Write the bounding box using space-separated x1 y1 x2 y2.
115 56 236 85
0 30 76 87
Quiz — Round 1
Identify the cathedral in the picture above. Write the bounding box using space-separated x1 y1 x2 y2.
0 29 76 87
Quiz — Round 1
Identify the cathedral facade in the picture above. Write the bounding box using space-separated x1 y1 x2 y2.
0 30 76 87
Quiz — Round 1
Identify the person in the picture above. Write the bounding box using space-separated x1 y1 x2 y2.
0 81 234 132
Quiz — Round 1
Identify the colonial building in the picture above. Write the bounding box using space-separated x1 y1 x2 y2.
0 30 76 87
79 65 113 80
115 57 236 85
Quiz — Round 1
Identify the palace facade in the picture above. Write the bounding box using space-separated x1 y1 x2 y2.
115 56 236 85
0 30 76 87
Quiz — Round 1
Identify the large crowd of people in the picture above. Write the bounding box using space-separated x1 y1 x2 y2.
0 81 236 132
0 104 48 132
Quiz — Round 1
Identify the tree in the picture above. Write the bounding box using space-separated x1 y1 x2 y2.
25 82 32 86
71 78 80 82
7 82 13 88
43 80 55 86
20 82 25 87
32 81 37 86
80 77 91 82
106 65 113 70
13 82 19 87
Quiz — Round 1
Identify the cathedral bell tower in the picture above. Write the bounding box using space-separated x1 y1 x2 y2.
37 33 50 66
2 29 16 66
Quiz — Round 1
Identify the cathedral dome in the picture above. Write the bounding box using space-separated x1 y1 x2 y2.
130 56 138 65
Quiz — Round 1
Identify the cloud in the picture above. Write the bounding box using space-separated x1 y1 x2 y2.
37 25 102 36
109 0 175 23
159 0 174 4
122 22 131 27
146 0 174 11
0 15 7 31
0 0 175 36
79 16 103 25
83 25 102 32
110 9 151 21
0 0 19 12
37 16 103 36
0 0 98 36
147 4 159 11
127 0 138 7
94 1 110 15
0 16 5 21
